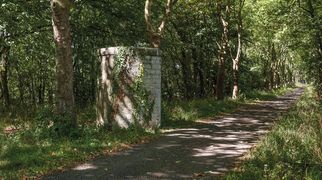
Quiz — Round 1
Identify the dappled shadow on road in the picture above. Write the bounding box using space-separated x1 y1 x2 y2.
43 88 304 180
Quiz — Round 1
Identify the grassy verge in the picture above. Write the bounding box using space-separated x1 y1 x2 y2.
162 86 294 128
0 107 157 179
0 86 295 179
224 87 322 179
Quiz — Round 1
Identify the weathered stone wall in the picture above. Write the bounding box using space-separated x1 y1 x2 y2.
96 47 161 129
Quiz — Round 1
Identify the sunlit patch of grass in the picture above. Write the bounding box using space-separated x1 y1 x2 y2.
224 87 322 179
161 98 245 128
244 86 294 101
162 86 294 129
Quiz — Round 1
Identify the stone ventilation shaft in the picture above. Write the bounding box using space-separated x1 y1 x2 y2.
96 47 161 129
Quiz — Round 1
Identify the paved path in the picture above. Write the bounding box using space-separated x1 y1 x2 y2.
44 88 304 180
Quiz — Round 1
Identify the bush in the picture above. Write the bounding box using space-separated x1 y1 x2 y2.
34 106 80 138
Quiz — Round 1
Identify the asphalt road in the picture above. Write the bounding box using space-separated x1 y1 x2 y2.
43 88 304 180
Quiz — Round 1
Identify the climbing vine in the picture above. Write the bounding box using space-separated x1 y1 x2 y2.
131 62 155 126
111 47 155 127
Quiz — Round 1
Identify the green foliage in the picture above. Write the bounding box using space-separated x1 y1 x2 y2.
0 107 157 179
131 74 155 126
242 85 294 100
162 98 243 128
1 0 319 106
113 47 133 79
224 87 322 179
109 47 155 126
1 0 321 178
34 106 80 138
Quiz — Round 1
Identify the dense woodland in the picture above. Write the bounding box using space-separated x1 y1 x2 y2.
0 0 322 178
0 0 321 125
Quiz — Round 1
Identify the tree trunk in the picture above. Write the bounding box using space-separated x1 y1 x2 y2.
31 76 36 104
192 48 198 96
48 85 54 105
317 31 322 99
18 79 24 104
307 0 322 98
232 59 239 99
269 68 274 90
51 0 76 126
144 0 177 48
318 46 322 98
216 57 225 100
38 78 45 104
191 47 205 98
212 69 217 96
216 0 230 100
198 50 205 98
276 72 281 88
270 43 276 90
0 47 10 107
90 58 96 102
298 0 322 98
232 0 244 99
179 49 193 99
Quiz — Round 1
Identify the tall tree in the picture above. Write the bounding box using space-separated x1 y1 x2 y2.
51 0 76 127
216 0 231 100
297 0 322 98
232 0 245 99
144 0 177 48
0 46 10 107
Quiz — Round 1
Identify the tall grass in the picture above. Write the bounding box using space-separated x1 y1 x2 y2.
224 87 322 179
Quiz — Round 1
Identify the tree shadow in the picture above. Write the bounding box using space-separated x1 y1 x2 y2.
43 88 304 179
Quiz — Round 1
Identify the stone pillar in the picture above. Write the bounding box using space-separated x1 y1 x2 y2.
142 54 162 128
97 47 161 129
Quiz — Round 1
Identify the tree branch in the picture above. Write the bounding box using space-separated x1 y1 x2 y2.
297 0 314 17
158 0 178 34
144 0 154 34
